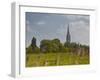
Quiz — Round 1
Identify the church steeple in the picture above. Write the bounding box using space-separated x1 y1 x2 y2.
66 24 71 43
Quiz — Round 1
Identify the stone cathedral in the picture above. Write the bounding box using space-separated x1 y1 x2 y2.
66 24 71 43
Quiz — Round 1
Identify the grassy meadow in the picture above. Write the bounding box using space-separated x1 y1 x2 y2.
26 53 89 67
26 37 89 67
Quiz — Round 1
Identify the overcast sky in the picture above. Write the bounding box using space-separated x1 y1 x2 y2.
26 12 89 47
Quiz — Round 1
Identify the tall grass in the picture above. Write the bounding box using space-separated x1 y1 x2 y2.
26 53 89 67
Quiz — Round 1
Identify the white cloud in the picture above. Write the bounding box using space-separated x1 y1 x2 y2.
65 15 89 25
36 21 46 25
71 20 88 28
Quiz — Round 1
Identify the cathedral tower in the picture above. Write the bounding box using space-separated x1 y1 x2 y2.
66 24 71 43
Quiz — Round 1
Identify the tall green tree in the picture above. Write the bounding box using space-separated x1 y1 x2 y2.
31 36 36 48
26 36 40 53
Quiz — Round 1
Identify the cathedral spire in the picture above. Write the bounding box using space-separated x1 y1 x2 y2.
66 24 71 43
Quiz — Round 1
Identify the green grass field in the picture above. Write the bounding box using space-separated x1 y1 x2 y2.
26 53 89 67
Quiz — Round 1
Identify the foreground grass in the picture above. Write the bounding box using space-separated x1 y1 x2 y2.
26 53 89 67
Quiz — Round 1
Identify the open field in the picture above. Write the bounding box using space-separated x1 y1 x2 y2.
26 53 89 67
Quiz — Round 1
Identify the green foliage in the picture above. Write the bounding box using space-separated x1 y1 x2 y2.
26 36 89 54
51 39 62 52
26 36 40 54
31 36 36 47
26 45 33 53
26 45 40 54
40 38 64 53
40 39 52 53
64 42 79 48
33 47 40 53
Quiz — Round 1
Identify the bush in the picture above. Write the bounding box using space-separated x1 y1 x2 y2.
40 39 64 53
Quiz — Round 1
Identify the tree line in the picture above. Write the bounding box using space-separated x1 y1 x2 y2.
26 36 89 54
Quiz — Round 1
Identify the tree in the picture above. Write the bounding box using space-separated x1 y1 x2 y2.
26 36 40 54
52 39 61 52
26 45 40 54
26 45 33 53
64 42 77 48
40 38 67 53
40 39 52 53
31 36 36 48
33 46 40 53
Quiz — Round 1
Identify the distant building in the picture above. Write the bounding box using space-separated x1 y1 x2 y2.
66 24 71 43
